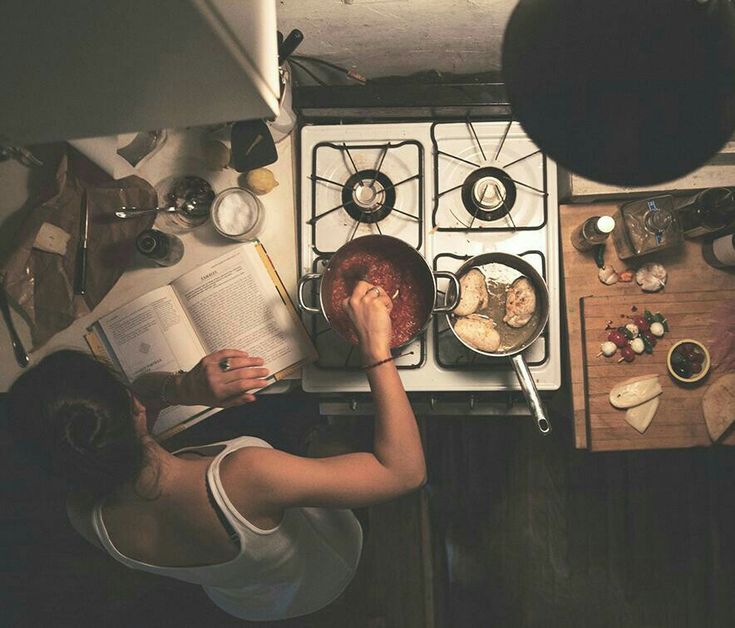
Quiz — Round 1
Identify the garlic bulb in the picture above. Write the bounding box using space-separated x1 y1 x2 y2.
635 263 667 292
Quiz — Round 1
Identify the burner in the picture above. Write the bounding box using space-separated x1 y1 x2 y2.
341 169 396 223
460 166 517 222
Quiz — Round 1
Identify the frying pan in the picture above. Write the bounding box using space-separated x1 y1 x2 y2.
444 252 552 435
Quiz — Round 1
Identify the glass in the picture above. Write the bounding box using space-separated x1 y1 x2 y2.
211 187 265 241
612 195 683 260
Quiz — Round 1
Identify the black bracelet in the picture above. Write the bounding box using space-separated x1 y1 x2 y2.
362 356 395 371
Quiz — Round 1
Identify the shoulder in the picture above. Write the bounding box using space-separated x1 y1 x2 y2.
220 445 285 489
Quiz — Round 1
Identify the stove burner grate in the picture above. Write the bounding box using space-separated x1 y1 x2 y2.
461 166 517 223
342 169 396 223
431 119 549 232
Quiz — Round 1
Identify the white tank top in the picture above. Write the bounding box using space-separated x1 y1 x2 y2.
91 436 363 621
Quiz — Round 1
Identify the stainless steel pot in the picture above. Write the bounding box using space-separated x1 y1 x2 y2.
298 235 460 348
444 252 552 435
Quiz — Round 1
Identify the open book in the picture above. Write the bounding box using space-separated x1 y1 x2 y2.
86 243 316 439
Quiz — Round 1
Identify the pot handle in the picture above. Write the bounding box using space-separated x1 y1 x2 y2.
510 354 552 436
432 271 461 313
297 273 323 314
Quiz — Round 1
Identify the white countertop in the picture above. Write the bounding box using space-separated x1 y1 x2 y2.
0 129 298 390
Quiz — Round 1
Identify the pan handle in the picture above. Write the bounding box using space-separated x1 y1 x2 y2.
510 354 552 435
432 271 461 313
297 273 323 314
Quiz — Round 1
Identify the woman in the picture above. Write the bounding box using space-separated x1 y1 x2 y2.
6 281 425 622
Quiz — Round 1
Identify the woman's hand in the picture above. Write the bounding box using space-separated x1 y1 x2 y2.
342 281 393 363
173 349 270 408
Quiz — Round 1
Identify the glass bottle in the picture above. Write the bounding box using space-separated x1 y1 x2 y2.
703 231 735 268
136 229 184 266
676 187 735 238
612 195 683 260
571 215 616 251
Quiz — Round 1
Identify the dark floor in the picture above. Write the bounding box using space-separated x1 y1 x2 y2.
3 391 735 628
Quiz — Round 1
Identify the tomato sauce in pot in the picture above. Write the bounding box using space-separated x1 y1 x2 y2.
328 248 431 347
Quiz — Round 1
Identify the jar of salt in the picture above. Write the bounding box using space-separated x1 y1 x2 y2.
211 187 264 241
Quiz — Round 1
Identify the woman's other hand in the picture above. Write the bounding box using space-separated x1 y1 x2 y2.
342 281 393 363
175 350 270 407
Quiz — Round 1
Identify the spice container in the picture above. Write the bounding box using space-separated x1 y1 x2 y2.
211 187 264 241
136 229 184 266
571 215 615 251
612 195 683 260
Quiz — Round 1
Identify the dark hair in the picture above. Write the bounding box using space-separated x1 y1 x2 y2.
7 350 146 497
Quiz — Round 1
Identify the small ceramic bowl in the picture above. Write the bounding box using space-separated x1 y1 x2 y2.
667 339 711 384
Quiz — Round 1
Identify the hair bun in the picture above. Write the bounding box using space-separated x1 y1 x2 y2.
60 404 103 454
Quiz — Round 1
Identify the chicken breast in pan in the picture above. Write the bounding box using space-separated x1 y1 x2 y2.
503 276 536 328
454 314 501 352
454 269 489 316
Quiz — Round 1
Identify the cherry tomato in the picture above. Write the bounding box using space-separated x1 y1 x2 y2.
690 351 705 364
608 331 628 348
631 316 649 332
619 346 635 362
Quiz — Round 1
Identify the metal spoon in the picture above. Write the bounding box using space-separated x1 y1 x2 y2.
115 206 178 219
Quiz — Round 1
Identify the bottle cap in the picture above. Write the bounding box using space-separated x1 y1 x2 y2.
596 215 615 234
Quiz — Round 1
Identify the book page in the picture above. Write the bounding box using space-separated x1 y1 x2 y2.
97 285 206 381
96 285 211 436
171 245 315 378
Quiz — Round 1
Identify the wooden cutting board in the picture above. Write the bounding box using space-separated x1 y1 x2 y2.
580 290 735 451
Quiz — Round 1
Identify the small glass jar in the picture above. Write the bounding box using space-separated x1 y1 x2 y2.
136 229 184 266
211 187 265 241
571 215 615 251
612 195 683 260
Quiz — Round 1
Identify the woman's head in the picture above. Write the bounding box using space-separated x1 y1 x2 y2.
7 350 146 497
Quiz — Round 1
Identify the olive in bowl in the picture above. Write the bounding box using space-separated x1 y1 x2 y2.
667 339 710 385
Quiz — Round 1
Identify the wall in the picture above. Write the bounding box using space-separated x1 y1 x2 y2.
277 0 516 78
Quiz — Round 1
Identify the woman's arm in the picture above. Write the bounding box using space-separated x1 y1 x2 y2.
222 281 426 511
132 350 270 411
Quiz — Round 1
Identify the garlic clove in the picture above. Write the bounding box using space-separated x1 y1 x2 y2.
598 265 619 285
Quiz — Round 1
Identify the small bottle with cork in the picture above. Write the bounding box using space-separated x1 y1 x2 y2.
571 215 616 251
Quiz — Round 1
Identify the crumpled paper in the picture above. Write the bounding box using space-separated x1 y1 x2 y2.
1 151 157 349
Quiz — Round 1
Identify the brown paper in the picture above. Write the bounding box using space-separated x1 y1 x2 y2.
1 151 157 349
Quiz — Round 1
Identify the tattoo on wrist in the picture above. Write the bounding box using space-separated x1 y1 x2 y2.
160 370 185 406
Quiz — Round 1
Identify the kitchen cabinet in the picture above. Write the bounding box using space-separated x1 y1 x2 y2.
1 0 279 144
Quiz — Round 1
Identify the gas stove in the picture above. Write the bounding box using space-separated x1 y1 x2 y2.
297 120 560 399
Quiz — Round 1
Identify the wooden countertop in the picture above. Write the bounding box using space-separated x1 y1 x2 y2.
560 203 735 451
